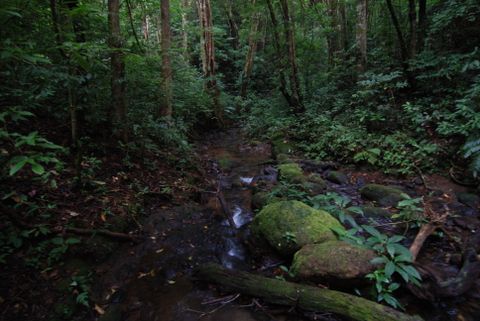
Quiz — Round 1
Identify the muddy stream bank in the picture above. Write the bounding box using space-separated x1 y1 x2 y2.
94 128 480 321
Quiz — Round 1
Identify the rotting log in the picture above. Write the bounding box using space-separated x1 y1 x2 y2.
195 263 424 321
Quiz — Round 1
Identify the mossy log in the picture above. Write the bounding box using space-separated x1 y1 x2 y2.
195 263 423 321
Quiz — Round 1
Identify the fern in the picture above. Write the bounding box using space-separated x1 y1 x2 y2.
462 136 480 177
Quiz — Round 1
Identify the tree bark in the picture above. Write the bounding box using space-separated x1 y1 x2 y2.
181 0 190 58
385 0 414 87
108 0 128 142
356 0 368 72
160 0 173 117
408 0 417 58
196 0 224 126
417 0 427 51
265 0 292 107
279 0 304 113
195 263 424 321
240 0 261 98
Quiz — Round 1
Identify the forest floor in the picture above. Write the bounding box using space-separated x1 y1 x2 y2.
2 127 480 321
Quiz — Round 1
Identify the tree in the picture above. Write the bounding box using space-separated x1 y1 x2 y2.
408 0 417 58
108 0 128 141
356 0 368 71
266 0 304 113
160 0 173 117
240 0 261 98
196 0 224 126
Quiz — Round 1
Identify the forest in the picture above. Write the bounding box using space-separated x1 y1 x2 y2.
1 0 480 320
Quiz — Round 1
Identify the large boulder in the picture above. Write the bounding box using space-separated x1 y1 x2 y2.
326 171 349 185
250 201 344 256
278 163 305 184
290 241 377 280
360 184 408 207
251 191 281 210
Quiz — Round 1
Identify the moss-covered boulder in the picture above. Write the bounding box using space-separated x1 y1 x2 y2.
360 184 409 207
307 173 327 188
276 153 293 164
250 201 344 256
326 171 349 185
302 182 327 196
251 191 281 210
278 163 305 184
291 241 377 280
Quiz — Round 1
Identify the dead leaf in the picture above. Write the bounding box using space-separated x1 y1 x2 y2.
94 304 105 315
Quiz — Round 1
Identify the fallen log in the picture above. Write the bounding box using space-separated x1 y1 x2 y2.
195 263 424 321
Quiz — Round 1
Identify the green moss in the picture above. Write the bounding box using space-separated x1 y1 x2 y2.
291 241 376 280
278 163 305 184
360 184 408 207
272 137 294 155
276 153 292 164
326 171 348 185
251 201 344 256
252 191 282 210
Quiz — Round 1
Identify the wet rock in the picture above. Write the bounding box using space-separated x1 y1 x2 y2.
307 173 327 188
99 305 122 321
456 192 480 209
360 184 409 207
278 163 305 184
326 171 349 185
359 206 391 218
302 181 327 196
250 201 344 256
291 241 377 280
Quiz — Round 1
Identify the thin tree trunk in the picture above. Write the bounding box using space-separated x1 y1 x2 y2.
265 0 293 107
279 0 304 113
385 0 414 87
339 0 348 56
224 0 240 49
240 1 261 98
65 0 86 182
417 0 427 51
408 0 417 58
356 0 368 72
181 0 190 58
385 0 408 64
160 0 173 117
125 0 143 52
196 0 224 126
108 0 128 142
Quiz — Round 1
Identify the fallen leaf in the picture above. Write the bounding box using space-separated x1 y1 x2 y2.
94 304 105 315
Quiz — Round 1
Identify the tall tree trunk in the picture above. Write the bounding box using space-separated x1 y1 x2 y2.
181 0 190 58
108 0 128 142
279 0 304 113
240 0 261 98
160 0 173 117
224 0 240 49
417 0 427 51
408 0 417 58
325 0 340 67
265 0 292 107
385 0 415 87
196 0 224 126
356 0 368 72
339 0 348 56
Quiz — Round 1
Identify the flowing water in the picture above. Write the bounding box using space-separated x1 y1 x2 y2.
94 128 480 321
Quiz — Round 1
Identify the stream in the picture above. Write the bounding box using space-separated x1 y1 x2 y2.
94 128 480 321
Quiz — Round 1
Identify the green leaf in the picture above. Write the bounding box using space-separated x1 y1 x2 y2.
385 261 396 278
31 162 45 175
370 256 388 265
9 156 28 176
389 235 405 243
